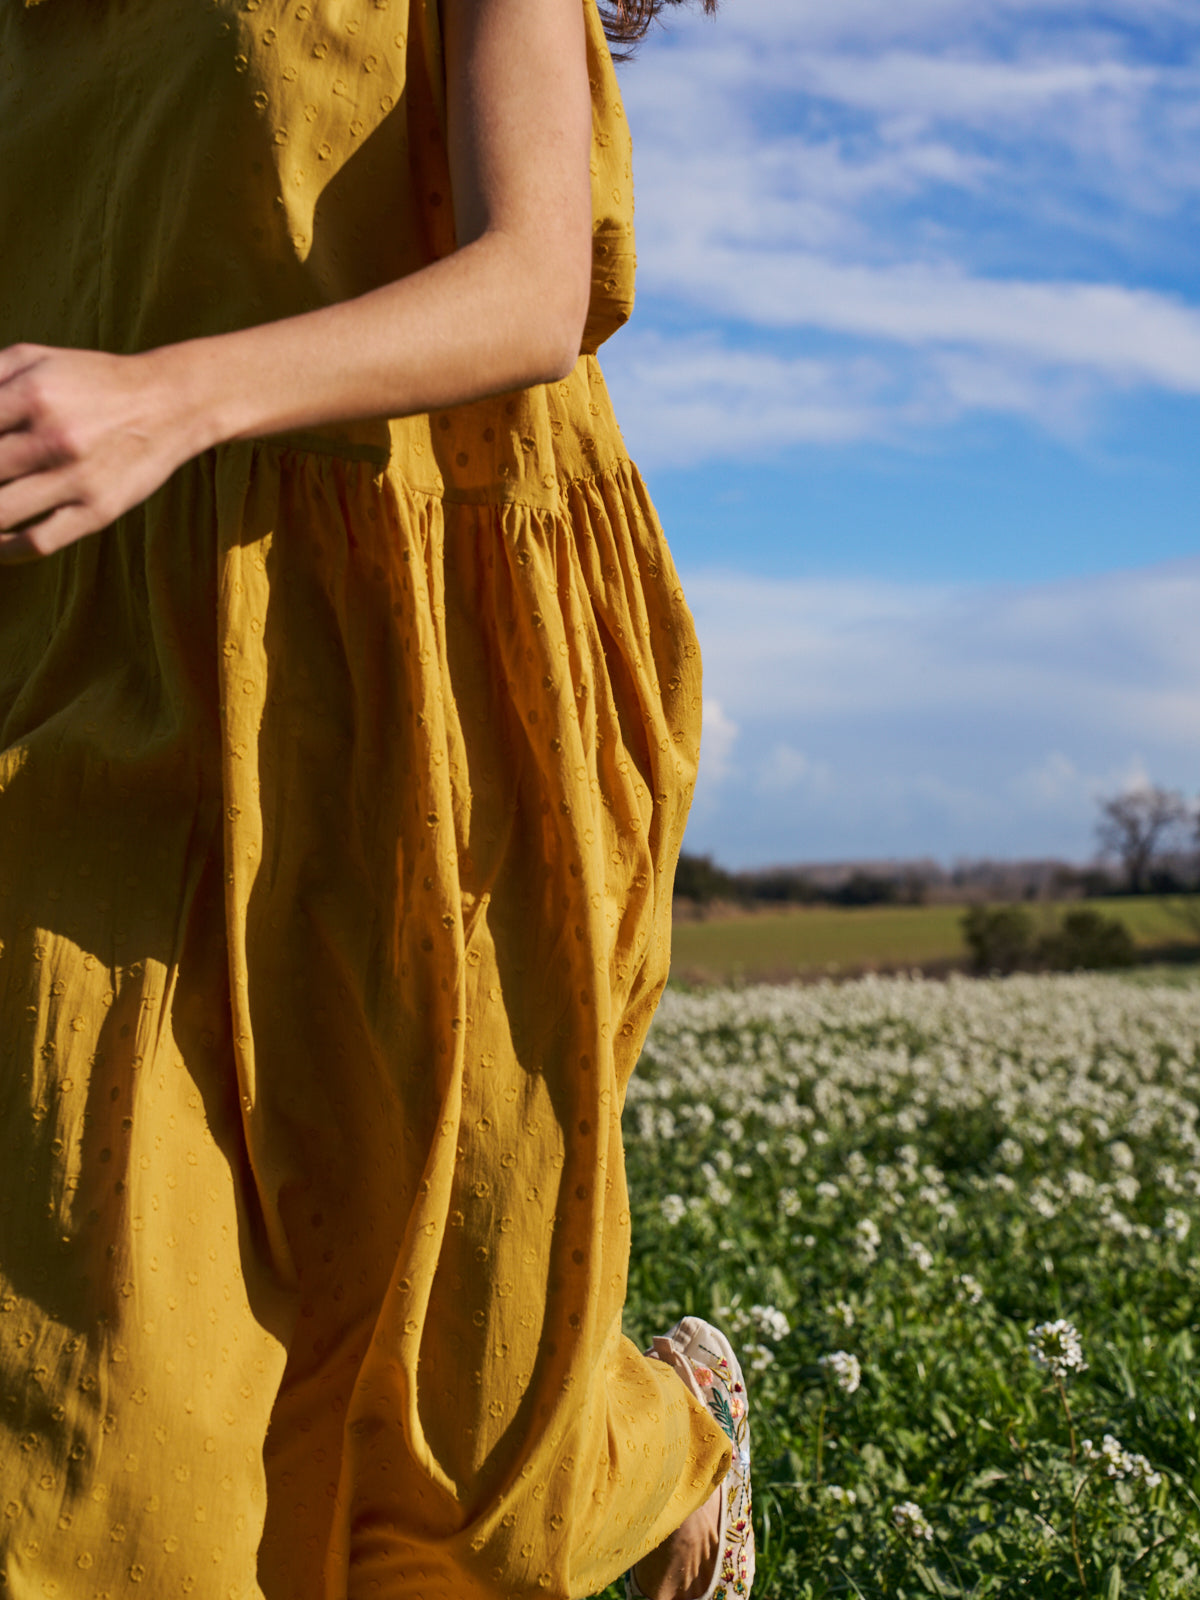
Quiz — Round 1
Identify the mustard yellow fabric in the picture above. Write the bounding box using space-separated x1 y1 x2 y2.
0 2 727 1598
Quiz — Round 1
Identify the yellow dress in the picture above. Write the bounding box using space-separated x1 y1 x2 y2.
0 1 729 1597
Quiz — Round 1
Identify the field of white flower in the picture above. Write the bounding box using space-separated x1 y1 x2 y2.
600 971 1200 1599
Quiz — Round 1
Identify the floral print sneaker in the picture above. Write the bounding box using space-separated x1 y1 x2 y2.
626 1316 754 1600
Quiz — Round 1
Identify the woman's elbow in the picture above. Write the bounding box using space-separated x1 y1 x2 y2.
535 330 585 385
524 267 591 385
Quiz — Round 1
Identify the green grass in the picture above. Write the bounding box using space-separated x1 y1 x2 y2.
669 896 1200 984
594 971 1200 1598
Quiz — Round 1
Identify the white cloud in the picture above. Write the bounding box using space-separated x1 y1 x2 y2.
699 697 739 783
1010 750 1088 808
656 0 1198 55
685 560 1200 728
791 54 1157 121
1009 751 1155 813
606 335 893 462
758 743 834 796
652 252 1200 391
606 329 1117 465
677 558 1200 864
611 0 1200 461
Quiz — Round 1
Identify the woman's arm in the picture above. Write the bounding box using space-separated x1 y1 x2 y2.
0 0 593 561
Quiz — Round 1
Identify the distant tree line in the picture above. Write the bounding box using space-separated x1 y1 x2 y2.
672 854 929 909
675 784 1200 909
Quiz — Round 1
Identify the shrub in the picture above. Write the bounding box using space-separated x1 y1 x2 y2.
962 904 1136 974
961 904 1035 973
1037 907 1135 971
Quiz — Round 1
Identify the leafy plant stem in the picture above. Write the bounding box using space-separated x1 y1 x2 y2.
1055 1374 1078 1467
1055 1377 1087 1596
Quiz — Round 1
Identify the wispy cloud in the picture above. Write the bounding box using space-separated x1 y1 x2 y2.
607 335 895 462
609 0 1200 465
678 258 1200 384
680 558 1200 865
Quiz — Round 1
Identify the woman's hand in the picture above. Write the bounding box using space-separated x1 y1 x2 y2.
0 343 204 564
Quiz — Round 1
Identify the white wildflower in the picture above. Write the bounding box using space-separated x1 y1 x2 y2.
855 1219 881 1262
829 1300 855 1328
819 1351 862 1395
1101 1204 1135 1237
660 1194 686 1227
782 1134 807 1165
892 1501 933 1541
997 1137 1024 1166
744 1343 774 1374
1109 1140 1135 1171
1163 1207 1191 1243
1083 1434 1132 1477
1113 1174 1140 1204
826 1485 857 1505
1130 1454 1163 1488
816 1180 840 1201
750 1304 791 1343
1082 1436 1162 1487
906 1239 934 1273
955 1273 984 1305
1028 1319 1087 1379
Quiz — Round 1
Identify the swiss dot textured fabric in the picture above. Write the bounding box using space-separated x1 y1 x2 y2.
0 0 728 1597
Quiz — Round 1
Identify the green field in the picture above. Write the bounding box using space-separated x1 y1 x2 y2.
594 971 1200 1599
669 896 1200 984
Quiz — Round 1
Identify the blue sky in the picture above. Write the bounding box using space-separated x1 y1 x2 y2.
601 0 1200 868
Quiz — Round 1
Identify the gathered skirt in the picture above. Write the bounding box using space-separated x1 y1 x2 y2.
0 408 728 1600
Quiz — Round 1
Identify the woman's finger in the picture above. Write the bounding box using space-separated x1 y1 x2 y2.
0 381 34 437
0 346 49 433
0 344 48 390
0 503 89 564
0 465 75 534
0 427 54 486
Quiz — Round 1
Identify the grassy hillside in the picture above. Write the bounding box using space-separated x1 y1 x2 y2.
669 895 1200 984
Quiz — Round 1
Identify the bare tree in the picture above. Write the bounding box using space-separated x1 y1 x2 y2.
1095 785 1191 893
